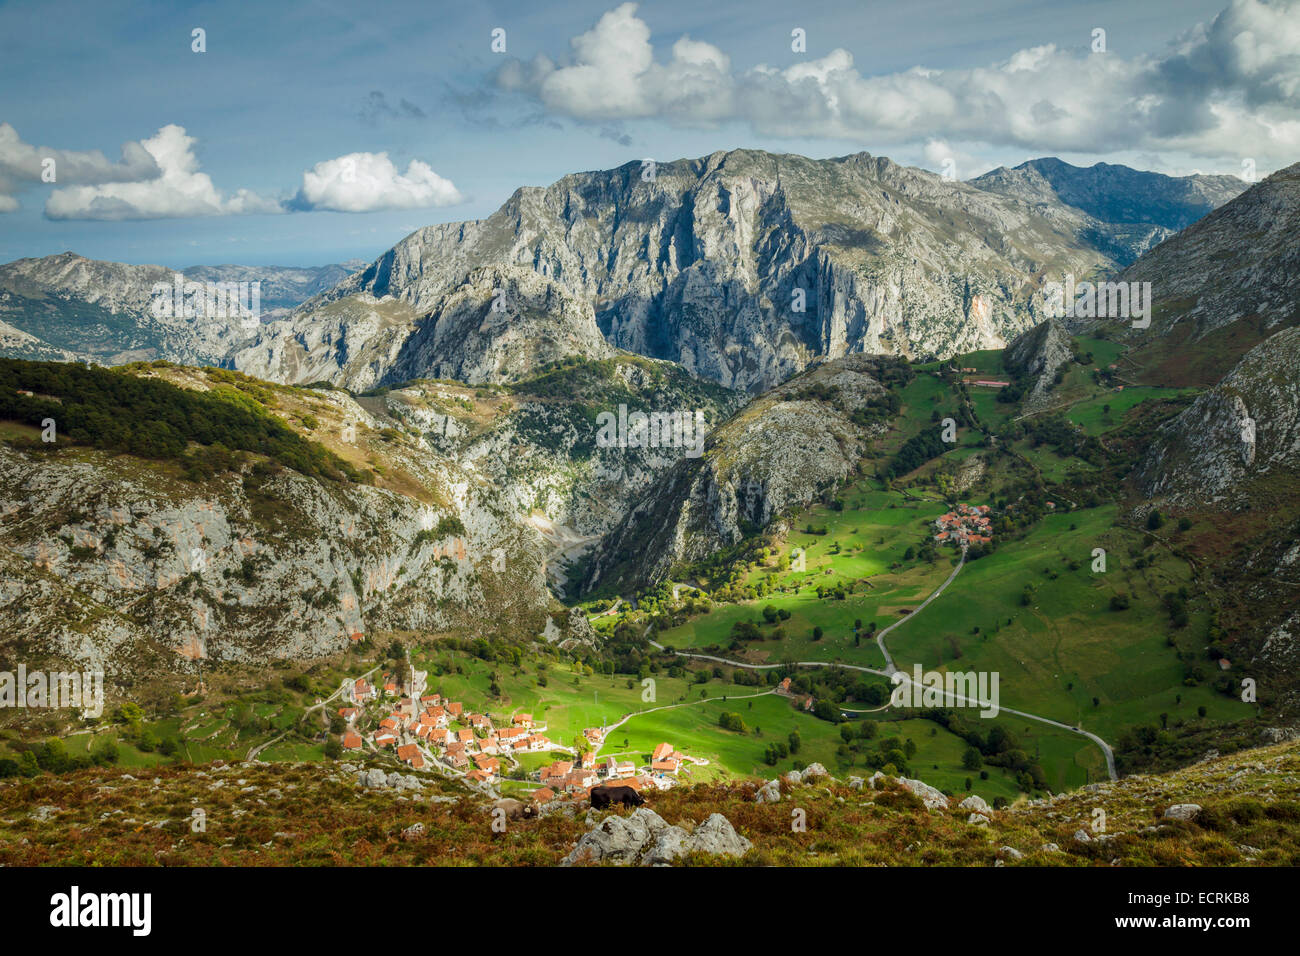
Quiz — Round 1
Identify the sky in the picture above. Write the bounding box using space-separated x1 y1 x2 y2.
1 0 1296 268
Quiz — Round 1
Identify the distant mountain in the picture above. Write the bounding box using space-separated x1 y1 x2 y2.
0 252 365 365
0 154 1246 395
969 158 1246 264
181 260 368 315
232 149 1145 394
1111 161 1300 386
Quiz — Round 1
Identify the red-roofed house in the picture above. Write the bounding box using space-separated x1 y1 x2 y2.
342 731 363 750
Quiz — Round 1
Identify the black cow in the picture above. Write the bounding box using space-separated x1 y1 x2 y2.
589 784 645 810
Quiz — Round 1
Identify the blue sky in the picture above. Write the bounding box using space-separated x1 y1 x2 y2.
1 0 1294 267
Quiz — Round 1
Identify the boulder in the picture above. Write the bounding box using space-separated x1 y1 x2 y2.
682 813 752 859
998 846 1024 861
847 776 865 790
898 776 949 811
564 809 751 867
802 763 830 781
958 794 991 814
401 823 424 841
561 808 670 866
1163 803 1203 821
641 814 752 866
967 813 990 826
755 779 782 803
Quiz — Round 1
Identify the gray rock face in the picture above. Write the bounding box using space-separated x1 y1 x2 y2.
1137 326 1300 507
583 354 895 592
228 150 1134 394
1004 318 1074 410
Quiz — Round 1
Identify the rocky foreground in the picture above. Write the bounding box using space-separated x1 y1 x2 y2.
2 739 1298 866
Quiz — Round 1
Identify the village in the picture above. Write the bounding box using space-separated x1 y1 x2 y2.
333 663 699 806
933 502 994 547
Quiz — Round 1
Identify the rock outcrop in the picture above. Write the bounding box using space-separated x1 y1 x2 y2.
1004 318 1074 410
561 808 751 866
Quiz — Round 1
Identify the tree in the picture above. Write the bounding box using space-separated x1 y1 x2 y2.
962 747 982 771
788 730 802 754
1146 509 1165 530
324 737 343 759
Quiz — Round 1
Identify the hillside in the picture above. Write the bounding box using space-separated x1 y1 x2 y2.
0 253 365 366
969 158 1246 264
1106 162 1300 386
2 738 1297 866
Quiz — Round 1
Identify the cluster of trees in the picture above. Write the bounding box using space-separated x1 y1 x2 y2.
918 708 1049 793
0 359 369 484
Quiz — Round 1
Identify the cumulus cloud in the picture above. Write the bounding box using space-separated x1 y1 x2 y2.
0 122 161 213
19 125 463 220
287 152 463 213
44 125 280 221
497 0 1300 166
498 2 735 124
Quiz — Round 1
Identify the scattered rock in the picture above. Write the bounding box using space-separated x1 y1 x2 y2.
401 823 424 842
898 776 949 811
848 776 864 790
755 779 782 803
958 794 991 814
967 813 990 826
1163 803 1202 821
1041 843 1061 853
998 846 1024 861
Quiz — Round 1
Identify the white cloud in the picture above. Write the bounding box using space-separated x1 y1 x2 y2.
497 0 1300 168
500 2 735 123
44 125 280 221
0 122 160 213
288 152 463 213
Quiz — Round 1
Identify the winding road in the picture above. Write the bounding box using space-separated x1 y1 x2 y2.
646 545 1117 782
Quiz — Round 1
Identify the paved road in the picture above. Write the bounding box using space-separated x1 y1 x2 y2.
874 547 968 673
246 663 381 761
647 545 1118 781
592 689 776 758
